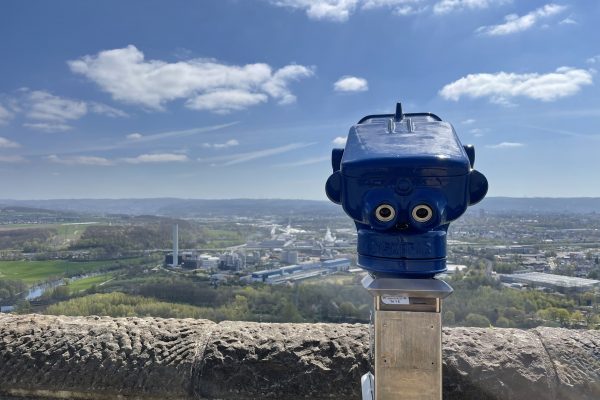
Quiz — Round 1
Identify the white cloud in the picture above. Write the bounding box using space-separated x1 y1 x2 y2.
476 4 567 36
17 90 125 132
46 152 190 166
461 118 476 124
122 153 189 164
202 142 314 166
469 128 488 137
334 76 369 92
559 16 576 25
0 105 13 125
186 90 268 113
262 64 315 104
120 122 238 145
23 122 73 132
278 155 330 167
68 45 314 113
23 90 87 131
269 0 500 21
586 55 600 64
48 122 238 156
127 133 143 140
485 142 524 149
332 136 347 146
362 0 426 16
440 67 593 104
433 0 509 14
267 0 511 20
89 102 128 117
26 90 87 122
393 5 426 15
268 0 359 22
489 96 516 107
47 154 114 166
0 137 20 148
0 155 26 163
202 139 240 149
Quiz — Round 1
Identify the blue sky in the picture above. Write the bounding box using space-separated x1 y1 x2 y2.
0 0 598 199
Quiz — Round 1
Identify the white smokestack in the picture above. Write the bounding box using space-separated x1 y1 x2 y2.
172 224 179 267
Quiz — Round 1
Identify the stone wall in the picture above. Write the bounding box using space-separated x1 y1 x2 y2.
0 314 598 399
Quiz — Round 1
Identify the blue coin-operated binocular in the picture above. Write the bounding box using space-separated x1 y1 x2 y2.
326 103 488 278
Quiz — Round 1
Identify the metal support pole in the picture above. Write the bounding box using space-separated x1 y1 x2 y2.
362 276 453 400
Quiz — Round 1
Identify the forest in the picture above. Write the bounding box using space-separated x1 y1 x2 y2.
41 270 599 329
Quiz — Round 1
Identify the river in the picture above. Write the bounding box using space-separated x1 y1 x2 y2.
1 272 106 312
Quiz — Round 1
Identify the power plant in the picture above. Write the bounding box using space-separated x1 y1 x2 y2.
172 224 178 267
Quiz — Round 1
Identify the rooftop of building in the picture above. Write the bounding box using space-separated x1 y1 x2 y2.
501 272 600 288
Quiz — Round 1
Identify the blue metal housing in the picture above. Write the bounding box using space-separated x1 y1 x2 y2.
326 103 488 277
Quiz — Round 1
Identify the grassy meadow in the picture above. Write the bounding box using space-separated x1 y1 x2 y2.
67 273 115 293
0 260 120 285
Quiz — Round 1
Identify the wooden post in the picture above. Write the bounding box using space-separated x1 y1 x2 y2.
362 277 452 400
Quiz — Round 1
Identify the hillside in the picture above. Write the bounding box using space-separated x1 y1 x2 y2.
3 197 600 217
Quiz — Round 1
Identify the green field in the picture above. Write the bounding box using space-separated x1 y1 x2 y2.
0 260 121 285
55 223 90 236
50 223 96 248
68 273 115 293
203 228 244 247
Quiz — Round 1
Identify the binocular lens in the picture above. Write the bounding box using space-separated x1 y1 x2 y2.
412 204 433 223
375 204 396 222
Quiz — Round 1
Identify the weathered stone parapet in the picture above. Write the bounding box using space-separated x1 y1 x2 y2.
1 314 598 400
195 321 370 399
0 314 215 400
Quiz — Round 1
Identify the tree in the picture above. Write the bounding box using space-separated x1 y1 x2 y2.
50 285 70 300
504 307 525 324
443 310 456 325
587 314 600 329
223 295 250 320
554 308 571 327
0 288 10 301
495 317 511 328
339 301 358 319
589 268 600 280
570 311 584 325
465 313 491 327
539 307 572 327
15 300 32 314
278 299 303 322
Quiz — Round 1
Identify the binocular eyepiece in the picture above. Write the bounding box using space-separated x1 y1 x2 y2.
411 204 433 223
375 204 396 222
326 102 488 278
374 203 433 225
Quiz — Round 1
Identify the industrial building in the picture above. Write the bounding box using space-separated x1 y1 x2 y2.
220 252 245 270
280 250 298 265
500 272 600 294
165 251 244 271
164 254 183 267
163 224 244 270
250 258 351 284
321 258 352 270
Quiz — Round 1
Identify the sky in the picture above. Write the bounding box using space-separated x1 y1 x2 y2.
0 0 599 200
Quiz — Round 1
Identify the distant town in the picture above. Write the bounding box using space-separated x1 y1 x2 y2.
0 198 599 329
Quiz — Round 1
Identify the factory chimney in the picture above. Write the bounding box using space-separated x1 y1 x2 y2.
172 224 179 267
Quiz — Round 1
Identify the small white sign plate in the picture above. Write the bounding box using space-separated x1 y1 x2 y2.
381 294 410 305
